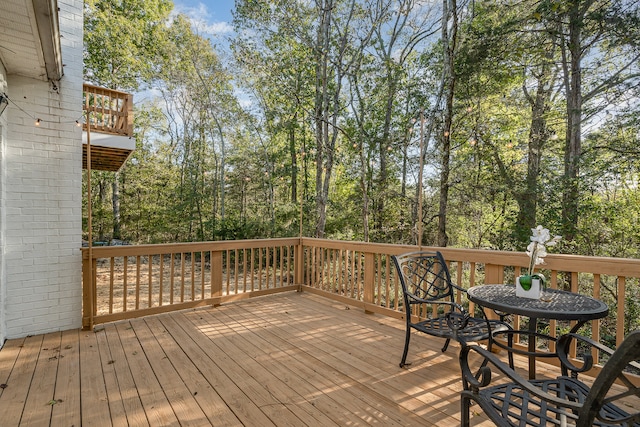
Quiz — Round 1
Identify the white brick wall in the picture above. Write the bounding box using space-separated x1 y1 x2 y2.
0 60 8 344
2 0 84 340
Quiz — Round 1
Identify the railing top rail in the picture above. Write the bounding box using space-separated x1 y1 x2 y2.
83 83 132 96
300 238 640 277
80 237 640 277
81 237 301 259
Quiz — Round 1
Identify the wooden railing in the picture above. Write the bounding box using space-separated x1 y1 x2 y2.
82 238 300 328
82 237 640 361
82 83 133 136
299 238 640 366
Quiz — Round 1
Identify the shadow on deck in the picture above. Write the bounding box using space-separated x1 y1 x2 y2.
0 292 521 426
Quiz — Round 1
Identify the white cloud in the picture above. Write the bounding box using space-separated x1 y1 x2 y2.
172 3 234 36
201 21 234 35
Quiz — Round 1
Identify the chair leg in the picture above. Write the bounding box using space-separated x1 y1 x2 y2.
399 328 412 368
441 338 451 352
507 334 514 369
461 392 471 427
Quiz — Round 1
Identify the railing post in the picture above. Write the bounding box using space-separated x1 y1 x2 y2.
125 93 134 136
211 250 222 307
483 264 504 321
484 264 504 285
82 251 95 330
364 252 375 314
295 241 304 288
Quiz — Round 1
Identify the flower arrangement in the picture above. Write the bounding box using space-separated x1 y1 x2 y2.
526 225 561 276
518 225 561 292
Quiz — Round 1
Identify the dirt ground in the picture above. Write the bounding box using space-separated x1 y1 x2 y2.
95 255 293 315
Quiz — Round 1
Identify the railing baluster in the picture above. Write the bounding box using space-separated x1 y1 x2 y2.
592 273 601 363
243 249 248 293
201 251 206 299
109 257 114 314
170 253 175 305
123 256 128 312
148 255 152 308
250 248 255 292
617 276 626 347
234 249 239 294
135 256 141 310
159 255 164 306
190 251 195 301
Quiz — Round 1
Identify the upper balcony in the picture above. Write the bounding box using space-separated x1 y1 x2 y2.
82 83 135 172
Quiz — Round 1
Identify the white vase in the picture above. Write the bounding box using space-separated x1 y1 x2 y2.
516 275 542 299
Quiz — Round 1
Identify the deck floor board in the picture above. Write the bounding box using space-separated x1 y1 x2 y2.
0 291 507 426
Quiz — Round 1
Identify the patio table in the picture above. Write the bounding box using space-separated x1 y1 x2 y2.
467 284 608 379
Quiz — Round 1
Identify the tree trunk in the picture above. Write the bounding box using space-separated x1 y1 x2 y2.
515 60 554 242
437 0 458 247
314 0 331 238
561 0 586 242
289 114 298 203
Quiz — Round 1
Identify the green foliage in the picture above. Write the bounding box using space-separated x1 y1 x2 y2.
84 0 173 89
82 0 640 273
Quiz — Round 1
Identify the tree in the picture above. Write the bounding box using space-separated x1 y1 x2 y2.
84 0 173 239
537 0 640 241
157 15 238 240
437 0 461 247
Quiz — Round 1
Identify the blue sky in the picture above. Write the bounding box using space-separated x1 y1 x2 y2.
172 0 236 38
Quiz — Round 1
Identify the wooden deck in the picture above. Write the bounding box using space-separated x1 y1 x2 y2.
0 291 502 426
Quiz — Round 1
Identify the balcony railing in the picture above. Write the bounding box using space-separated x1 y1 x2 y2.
82 83 133 136
82 238 640 369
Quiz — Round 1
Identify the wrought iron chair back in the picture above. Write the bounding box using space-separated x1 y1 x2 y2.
392 251 511 368
395 251 455 304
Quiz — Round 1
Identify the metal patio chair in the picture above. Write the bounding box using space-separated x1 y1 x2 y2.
460 330 640 427
392 251 511 368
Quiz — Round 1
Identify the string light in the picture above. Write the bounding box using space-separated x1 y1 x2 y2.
2 93 84 127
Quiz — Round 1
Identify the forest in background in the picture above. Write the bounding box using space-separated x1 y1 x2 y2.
82 0 640 259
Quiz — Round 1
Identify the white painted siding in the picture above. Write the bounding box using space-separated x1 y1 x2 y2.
0 60 8 344
2 0 83 340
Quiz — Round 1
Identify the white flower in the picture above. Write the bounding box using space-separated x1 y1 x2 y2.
526 225 561 276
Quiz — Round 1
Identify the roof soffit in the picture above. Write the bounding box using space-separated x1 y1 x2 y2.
0 0 63 82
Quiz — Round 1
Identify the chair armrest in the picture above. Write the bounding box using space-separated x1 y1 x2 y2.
557 332 640 374
459 345 584 411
